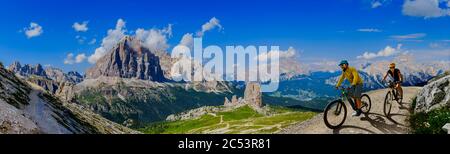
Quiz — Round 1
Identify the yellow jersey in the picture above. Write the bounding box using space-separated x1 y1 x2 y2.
336 66 363 87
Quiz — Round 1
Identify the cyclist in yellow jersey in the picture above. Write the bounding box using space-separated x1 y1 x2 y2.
335 60 364 116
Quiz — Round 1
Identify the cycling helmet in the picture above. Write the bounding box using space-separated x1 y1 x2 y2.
339 60 349 66
389 63 395 68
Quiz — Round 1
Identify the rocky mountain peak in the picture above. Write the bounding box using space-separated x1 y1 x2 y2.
9 61 21 72
86 36 166 81
8 61 47 77
224 82 263 108
244 82 263 107
7 62 84 84
45 67 84 84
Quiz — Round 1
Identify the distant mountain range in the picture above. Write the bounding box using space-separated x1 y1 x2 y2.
272 59 449 105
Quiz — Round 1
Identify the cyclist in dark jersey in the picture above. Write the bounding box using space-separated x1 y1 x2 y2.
382 63 403 99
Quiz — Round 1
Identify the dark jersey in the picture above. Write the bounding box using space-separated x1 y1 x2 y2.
387 69 401 82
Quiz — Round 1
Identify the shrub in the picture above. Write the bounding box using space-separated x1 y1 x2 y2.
410 96 417 113
410 107 450 134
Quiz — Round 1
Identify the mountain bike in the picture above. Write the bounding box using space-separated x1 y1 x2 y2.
383 81 403 116
323 86 372 129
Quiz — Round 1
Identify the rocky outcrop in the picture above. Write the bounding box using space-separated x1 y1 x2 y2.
0 99 40 134
224 97 231 106
27 76 59 94
55 82 76 102
244 82 263 107
0 65 31 108
86 36 165 81
224 82 263 108
0 65 138 134
415 75 450 113
166 106 225 121
45 67 84 84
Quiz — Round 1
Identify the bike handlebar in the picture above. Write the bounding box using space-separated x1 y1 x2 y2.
384 80 401 88
336 86 351 91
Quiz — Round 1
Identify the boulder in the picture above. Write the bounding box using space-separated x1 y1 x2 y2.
415 75 450 113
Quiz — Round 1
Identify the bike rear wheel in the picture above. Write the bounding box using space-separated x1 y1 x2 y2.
360 94 371 114
323 100 347 129
384 91 393 116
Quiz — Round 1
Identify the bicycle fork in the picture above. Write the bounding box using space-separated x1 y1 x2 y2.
334 101 343 115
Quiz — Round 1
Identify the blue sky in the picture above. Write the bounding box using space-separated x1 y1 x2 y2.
0 0 449 73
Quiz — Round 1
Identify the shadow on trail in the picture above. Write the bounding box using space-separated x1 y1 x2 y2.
332 125 376 134
386 114 409 127
359 113 408 134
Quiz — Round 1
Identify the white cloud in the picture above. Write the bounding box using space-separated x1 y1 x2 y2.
429 42 440 48
75 35 87 44
372 1 382 8
88 19 126 64
64 53 86 64
76 54 87 63
64 53 75 64
371 0 392 9
177 17 223 48
135 24 172 52
88 38 97 45
402 0 450 18
179 33 194 48
72 21 89 32
196 17 222 37
357 44 403 59
357 28 382 32
390 33 426 40
429 42 448 48
24 22 43 38
256 46 296 62
88 19 173 64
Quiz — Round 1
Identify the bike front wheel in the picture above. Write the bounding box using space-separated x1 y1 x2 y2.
384 91 393 116
323 100 347 129
360 94 371 114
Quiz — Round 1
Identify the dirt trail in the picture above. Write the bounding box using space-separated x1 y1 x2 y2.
278 87 421 134
24 90 71 134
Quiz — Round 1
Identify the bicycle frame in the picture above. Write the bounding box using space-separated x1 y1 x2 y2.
338 87 358 111
387 81 399 101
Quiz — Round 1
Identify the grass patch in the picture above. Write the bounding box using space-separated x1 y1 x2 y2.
253 112 315 126
139 105 317 134
139 114 220 134
218 106 262 121
266 105 304 114
410 107 450 134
